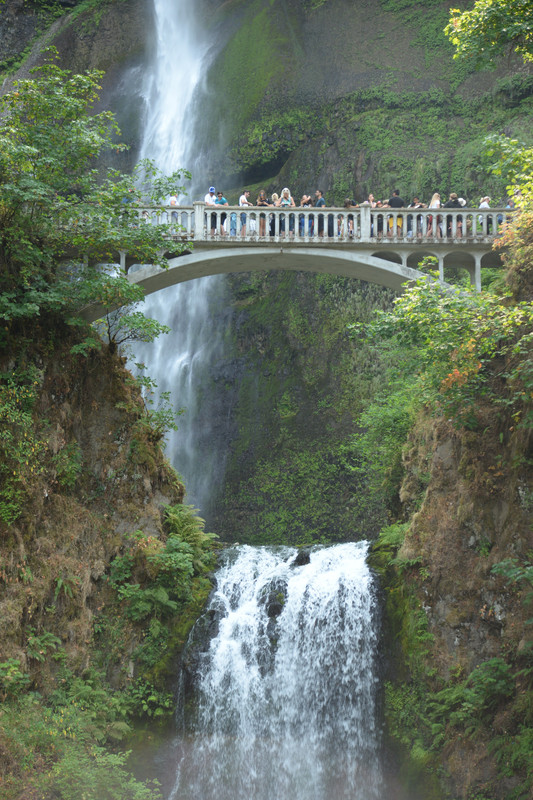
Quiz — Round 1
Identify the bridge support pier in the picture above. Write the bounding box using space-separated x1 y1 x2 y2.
474 253 482 293
118 249 127 273
438 256 444 283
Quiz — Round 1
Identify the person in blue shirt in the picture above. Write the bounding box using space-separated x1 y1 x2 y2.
215 191 229 236
314 189 326 236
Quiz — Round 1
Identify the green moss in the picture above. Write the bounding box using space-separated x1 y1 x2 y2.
207 0 292 142
146 575 212 688
213 273 396 544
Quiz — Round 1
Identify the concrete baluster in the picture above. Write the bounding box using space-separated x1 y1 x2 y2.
193 201 205 241
360 204 371 241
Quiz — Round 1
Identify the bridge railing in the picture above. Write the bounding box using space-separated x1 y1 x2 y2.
137 203 509 245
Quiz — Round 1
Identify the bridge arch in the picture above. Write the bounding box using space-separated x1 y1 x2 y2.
129 246 425 298
80 248 427 323
371 250 402 265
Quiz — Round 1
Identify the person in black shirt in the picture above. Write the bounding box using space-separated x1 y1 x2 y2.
443 192 463 237
387 189 405 235
388 189 405 207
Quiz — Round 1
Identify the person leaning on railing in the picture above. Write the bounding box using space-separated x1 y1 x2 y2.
256 189 271 236
443 192 463 237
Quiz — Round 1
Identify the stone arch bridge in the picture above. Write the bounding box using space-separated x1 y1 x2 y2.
84 203 504 322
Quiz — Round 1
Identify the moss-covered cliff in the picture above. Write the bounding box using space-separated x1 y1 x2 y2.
213 271 395 544
0 316 217 798
197 0 533 203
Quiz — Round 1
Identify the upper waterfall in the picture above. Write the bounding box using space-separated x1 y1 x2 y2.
134 0 233 520
139 0 212 186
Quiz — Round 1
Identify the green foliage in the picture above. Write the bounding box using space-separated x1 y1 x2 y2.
492 558 533 682
109 553 134 585
117 583 179 621
0 690 161 800
0 370 46 523
117 370 183 446
94 308 171 352
163 503 218 572
380 521 410 548
446 0 533 67
42 746 161 800
54 574 80 602
127 678 174 718
51 441 83 488
0 49 189 334
492 557 533 606
348 377 416 510
110 511 216 622
484 133 533 202
0 659 30 699
232 107 317 172
490 726 533 799
26 629 62 662
428 658 515 742
360 278 533 431
218 273 397 544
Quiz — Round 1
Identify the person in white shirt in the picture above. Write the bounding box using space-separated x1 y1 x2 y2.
478 195 491 234
204 186 217 235
204 186 216 205
169 193 178 223
239 189 253 237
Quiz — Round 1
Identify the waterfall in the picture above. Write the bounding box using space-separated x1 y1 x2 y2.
171 543 382 800
134 0 231 518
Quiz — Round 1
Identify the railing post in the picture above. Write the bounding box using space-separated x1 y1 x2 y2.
193 200 206 241
359 204 371 241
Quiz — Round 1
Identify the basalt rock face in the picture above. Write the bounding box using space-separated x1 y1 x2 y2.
400 417 531 677
0 0 150 172
196 0 533 202
0 333 184 682
383 414 533 799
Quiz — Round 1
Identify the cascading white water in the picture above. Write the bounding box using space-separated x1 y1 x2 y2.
134 0 230 516
171 543 382 800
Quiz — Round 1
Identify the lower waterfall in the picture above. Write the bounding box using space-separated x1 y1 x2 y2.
170 542 382 800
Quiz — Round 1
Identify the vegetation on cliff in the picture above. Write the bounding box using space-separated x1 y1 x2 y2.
0 52 217 799
365 10 533 794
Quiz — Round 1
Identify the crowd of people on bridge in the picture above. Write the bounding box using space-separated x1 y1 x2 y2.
197 185 515 238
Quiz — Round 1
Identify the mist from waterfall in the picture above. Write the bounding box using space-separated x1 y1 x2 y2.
134 0 231 519
171 543 383 800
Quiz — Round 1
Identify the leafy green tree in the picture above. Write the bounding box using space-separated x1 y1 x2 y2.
446 0 533 67
360 278 533 430
484 133 533 203
446 1 533 206
0 48 189 325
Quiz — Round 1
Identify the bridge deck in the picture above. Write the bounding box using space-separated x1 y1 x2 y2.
82 204 506 322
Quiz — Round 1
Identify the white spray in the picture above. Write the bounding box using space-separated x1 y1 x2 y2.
171 543 383 800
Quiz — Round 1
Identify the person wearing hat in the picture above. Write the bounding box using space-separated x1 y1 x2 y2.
204 186 217 205
204 186 217 235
